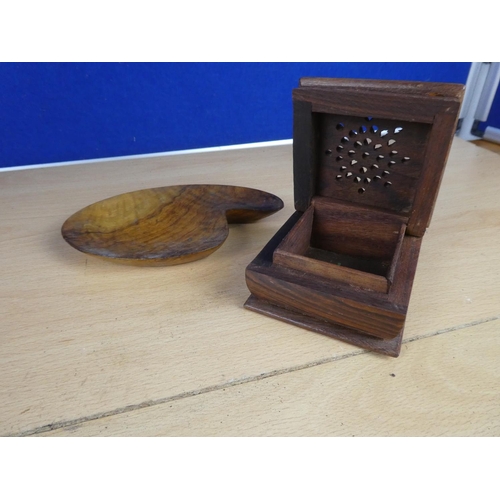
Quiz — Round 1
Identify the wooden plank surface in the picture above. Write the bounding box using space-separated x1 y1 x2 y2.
1 138 499 436
41 320 500 437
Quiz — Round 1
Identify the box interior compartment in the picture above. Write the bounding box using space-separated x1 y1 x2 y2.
273 197 406 293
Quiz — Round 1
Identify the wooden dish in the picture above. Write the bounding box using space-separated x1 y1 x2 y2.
61 184 283 266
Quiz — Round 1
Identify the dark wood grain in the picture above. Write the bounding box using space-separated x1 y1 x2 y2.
246 264 406 340
299 77 465 99
246 213 410 340
408 112 462 236
273 250 390 293
293 87 463 124
387 235 422 306
310 197 406 262
244 295 403 357
273 200 406 293
274 205 314 256
387 224 406 286
248 213 398 308
62 185 283 265
292 81 463 230
293 100 320 212
315 113 431 216
245 77 463 355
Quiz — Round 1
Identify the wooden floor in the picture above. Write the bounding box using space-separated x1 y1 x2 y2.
1 137 499 436
472 139 500 156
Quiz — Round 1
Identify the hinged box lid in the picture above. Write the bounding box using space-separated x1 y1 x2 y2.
292 78 465 237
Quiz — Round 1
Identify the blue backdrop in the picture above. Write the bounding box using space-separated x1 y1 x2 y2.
0 62 471 169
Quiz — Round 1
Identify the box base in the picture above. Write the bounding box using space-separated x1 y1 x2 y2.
244 294 403 357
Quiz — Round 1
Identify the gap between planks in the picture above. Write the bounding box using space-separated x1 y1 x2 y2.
10 315 500 437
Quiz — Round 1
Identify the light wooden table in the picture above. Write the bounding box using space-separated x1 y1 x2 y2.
1 138 499 437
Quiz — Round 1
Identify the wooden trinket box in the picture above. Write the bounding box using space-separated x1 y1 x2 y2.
245 78 464 357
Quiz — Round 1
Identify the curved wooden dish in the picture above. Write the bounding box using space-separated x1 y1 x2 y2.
61 185 284 266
